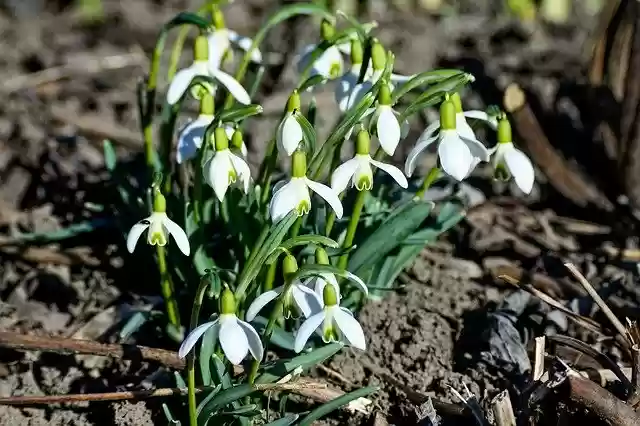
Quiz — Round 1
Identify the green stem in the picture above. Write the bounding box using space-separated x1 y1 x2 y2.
415 167 440 199
168 26 192 82
235 223 270 302
157 245 181 328
337 189 367 271
290 216 304 238
324 147 345 236
193 149 205 224
186 278 211 426
258 139 278 206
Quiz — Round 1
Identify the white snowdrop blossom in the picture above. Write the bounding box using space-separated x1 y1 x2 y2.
372 84 403 155
331 130 408 193
269 151 343 222
297 44 346 81
126 192 190 255
203 128 251 201
178 289 263 365
491 116 535 194
294 283 366 353
405 96 490 181
206 8 262 70
166 35 250 106
276 91 304 156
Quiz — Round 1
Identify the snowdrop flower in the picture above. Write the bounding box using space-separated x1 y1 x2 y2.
167 35 250 106
269 150 343 222
203 127 251 201
490 115 534 194
331 129 408 193
247 254 322 321
405 95 490 181
302 248 368 302
294 280 366 353
296 19 348 81
207 8 262 70
126 191 190 255
178 288 263 365
372 84 403 155
335 39 366 113
276 91 304 156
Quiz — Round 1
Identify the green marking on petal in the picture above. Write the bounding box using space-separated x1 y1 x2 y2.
228 169 237 184
149 231 167 246
322 320 338 343
356 175 372 191
329 62 342 79
296 199 311 216
494 162 511 182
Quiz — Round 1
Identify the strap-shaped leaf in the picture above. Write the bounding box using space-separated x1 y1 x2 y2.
264 234 339 265
256 342 343 384
264 414 299 426
216 104 263 124
295 112 317 155
297 386 379 425
400 73 474 121
391 69 466 104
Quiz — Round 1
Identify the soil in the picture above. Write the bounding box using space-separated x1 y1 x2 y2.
0 0 635 425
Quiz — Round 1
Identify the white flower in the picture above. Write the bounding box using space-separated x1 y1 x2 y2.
269 177 343 222
277 112 303 156
331 154 408 194
166 60 250 106
246 281 323 321
294 303 366 352
126 212 190 255
203 148 251 201
335 64 366 112
296 44 346 80
373 103 402 155
178 314 263 365
303 272 369 302
490 141 535 194
207 28 262 70
177 119 237 164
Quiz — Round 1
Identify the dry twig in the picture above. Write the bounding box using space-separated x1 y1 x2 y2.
567 376 640 426
490 390 516 426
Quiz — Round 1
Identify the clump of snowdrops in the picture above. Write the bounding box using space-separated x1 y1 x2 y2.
103 1 535 424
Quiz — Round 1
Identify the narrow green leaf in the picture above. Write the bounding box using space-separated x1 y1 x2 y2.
264 414 299 426
119 311 152 340
198 328 217 386
10 219 112 244
235 211 298 300
348 199 434 277
173 371 187 389
293 264 366 291
197 384 255 424
391 69 466 104
400 73 475 121
164 11 211 31
251 316 295 351
297 74 327 93
194 384 222 422
103 140 117 171
220 404 260 416
217 104 263 123
297 386 379 426
295 112 317 155
256 342 343 384
162 403 181 425
265 234 339 265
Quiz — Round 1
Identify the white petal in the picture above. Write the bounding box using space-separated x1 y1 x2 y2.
333 307 366 350
305 178 343 219
162 216 191 256
245 287 283 322
277 114 303 156
203 156 215 188
404 135 438 177
228 30 262 63
390 72 414 84
210 68 251 105
313 46 344 79
330 157 359 194
336 41 351 55
456 113 476 141
376 106 401 156
460 135 490 162
335 68 359 112
294 311 325 353
209 152 232 201
370 159 408 188
503 145 535 194
237 319 264 361
176 115 213 164
207 31 230 71
464 110 498 129
346 81 373 110
126 218 151 253
269 180 301 222
178 320 219 358
438 131 473 181
219 316 249 365
292 284 323 318
229 152 252 194
167 66 198 105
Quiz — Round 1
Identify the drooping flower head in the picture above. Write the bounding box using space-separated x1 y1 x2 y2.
203 127 252 201
176 92 215 164
178 287 263 365
335 38 365 112
277 90 304 156
269 150 343 222
296 19 346 81
207 6 262 71
126 189 190 255
491 114 535 194
331 129 407 194
246 254 322 321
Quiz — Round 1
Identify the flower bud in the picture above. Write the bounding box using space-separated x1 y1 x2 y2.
200 93 215 116
497 116 512 145
194 35 209 61
320 19 335 41
315 247 330 265
291 150 307 178
371 40 386 71
323 282 338 306
282 254 299 281
220 287 236 314
153 191 166 213
350 39 363 65
211 7 225 30
439 97 456 131
214 127 229 151
355 129 371 156
286 90 301 113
